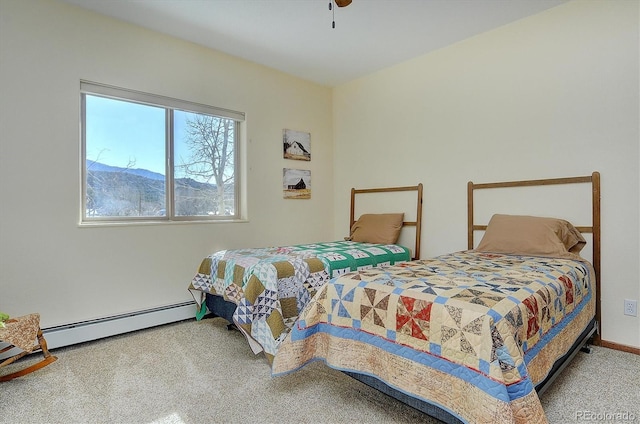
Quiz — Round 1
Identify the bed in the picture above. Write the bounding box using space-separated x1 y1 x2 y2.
272 172 601 424
188 183 423 363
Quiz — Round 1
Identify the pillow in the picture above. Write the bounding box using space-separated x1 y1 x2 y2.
348 213 404 244
475 214 586 257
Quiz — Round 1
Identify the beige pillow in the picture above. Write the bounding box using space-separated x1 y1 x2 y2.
348 213 404 244
475 214 586 257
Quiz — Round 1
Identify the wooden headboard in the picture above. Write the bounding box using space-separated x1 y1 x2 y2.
350 183 423 260
467 172 601 345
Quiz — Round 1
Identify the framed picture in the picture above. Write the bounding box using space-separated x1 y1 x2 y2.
283 129 311 161
283 168 311 199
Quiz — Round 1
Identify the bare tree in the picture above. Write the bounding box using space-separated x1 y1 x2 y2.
179 114 234 215
86 152 149 216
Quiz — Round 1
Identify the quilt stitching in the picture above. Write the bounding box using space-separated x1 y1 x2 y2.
187 240 410 361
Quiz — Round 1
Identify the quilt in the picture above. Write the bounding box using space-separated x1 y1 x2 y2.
188 241 410 362
272 251 596 424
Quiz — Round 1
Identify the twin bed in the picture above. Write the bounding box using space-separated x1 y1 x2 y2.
188 173 600 423
188 184 423 362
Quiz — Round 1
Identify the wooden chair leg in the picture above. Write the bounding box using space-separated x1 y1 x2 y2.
0 329 57 382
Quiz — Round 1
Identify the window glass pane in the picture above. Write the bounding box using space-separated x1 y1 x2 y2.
174 110 235 217
85 95 166 218
81 82 242 224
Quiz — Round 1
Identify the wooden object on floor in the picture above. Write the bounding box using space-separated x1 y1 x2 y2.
0 313 57 382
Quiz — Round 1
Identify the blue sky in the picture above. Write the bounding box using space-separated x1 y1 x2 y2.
85 95 193 177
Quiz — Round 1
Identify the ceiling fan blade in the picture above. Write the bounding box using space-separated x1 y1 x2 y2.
335 0 352 7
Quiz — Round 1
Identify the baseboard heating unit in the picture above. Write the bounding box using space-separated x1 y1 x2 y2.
41 301 196 350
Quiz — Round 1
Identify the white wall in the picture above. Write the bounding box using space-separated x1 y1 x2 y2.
1 0 637 351
0 0 333 328
332 0 640 348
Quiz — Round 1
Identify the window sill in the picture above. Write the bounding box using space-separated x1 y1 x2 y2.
78 218 249 228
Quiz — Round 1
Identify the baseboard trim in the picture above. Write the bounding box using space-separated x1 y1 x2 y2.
6 304 637 358
41 302 196 350
600 339 640 355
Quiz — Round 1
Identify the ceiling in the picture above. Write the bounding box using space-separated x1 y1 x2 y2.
60 0 568 87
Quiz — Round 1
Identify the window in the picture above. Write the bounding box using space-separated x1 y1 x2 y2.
81 81 244 223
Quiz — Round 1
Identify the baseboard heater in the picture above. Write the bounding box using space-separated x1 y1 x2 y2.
40 301 196 351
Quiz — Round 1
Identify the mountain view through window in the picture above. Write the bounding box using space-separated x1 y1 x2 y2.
81 83 241 222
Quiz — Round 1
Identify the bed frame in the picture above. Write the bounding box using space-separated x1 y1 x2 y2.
350 183 423 259
346 172 601 422
205 183 424 325
467 171 601 346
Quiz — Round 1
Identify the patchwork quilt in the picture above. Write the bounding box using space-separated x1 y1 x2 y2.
188 241 410 362
272 251 596 424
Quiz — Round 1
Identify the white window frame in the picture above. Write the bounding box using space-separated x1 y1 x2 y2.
80 81 244 224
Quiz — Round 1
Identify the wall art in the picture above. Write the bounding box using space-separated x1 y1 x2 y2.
283 168 311 199
283 129 311 161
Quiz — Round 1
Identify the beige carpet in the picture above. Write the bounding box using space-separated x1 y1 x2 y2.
1 318 638 424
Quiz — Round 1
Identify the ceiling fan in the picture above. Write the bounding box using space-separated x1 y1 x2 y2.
328 0 352 28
